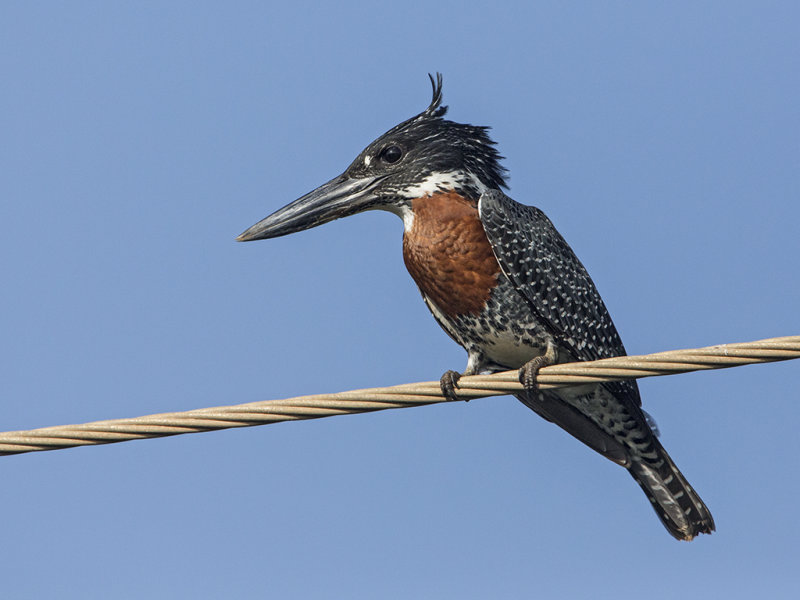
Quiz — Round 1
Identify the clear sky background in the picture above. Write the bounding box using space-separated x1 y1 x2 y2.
2 2 799 598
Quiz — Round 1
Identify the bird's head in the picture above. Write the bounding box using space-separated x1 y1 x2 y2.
237 73 508 241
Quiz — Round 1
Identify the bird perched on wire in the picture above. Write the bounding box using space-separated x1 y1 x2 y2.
237 74 714 541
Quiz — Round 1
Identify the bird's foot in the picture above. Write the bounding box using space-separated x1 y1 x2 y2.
518 342 558 395
518 356 549 392
440 370 465 402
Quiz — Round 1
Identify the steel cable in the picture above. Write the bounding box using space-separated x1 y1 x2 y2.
1 335 797 457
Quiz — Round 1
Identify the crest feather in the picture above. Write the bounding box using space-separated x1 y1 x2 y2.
424 72 448 118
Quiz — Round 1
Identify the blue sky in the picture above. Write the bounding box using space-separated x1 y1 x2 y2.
1 2 798 598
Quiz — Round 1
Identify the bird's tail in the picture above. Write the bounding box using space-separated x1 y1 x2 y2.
629 438 715 541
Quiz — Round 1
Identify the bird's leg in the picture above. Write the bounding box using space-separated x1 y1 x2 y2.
519 339 558 394
439 351 485 402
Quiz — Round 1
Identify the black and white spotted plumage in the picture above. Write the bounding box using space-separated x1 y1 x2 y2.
480 190 626 363
472 190 715 539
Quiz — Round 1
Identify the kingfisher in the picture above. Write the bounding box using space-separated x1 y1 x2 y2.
237 74 715 541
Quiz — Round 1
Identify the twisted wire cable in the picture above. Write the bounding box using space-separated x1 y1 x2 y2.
1 335 797 457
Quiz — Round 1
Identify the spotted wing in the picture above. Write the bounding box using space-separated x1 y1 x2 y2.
479 189 628 362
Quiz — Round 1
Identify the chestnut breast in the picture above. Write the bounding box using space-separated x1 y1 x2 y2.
402 192 501 318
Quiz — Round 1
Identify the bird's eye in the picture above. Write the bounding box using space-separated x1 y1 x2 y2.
380 145 403 164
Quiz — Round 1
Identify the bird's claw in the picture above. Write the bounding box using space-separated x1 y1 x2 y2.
518 355 550 394
440 370 465 402
519 341 558 396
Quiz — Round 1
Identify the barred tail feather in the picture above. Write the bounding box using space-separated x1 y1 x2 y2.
629 440 715 541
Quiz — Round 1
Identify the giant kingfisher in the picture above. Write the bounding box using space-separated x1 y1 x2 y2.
237 74 714 541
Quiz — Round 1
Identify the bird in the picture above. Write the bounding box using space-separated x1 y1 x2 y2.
237 74 715 541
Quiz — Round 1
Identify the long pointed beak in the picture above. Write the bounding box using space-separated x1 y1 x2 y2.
236 174 387 241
